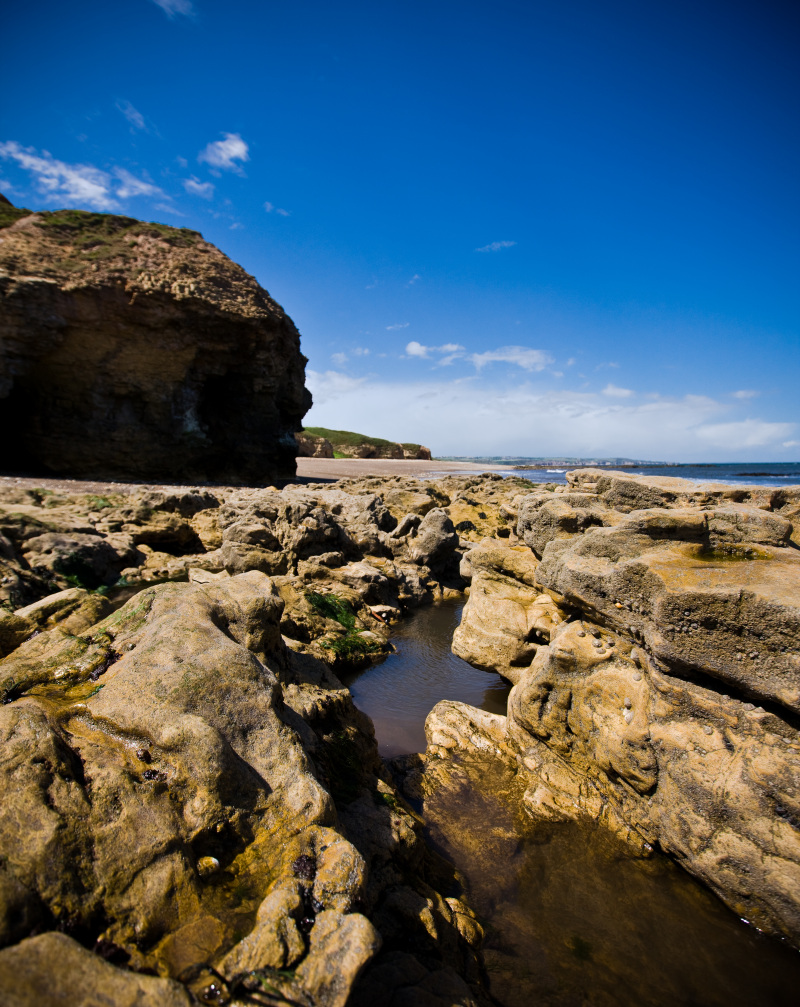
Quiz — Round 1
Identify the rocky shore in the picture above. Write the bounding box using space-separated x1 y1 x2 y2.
0 467 798 1004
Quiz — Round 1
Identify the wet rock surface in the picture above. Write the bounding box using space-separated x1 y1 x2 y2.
3 466 800 1002
448 469 800 945
0 472 517 1006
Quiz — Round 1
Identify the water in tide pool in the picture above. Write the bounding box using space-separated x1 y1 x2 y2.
498 462 800 488
343 597 800 1007
340 599 510 758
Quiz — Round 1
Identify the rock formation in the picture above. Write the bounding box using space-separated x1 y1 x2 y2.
446 469 800 944
0 199 310 483
296 431 335 458
0 472 512 1006
301 427 432 460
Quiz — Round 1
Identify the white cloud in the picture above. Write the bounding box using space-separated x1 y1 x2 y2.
183 176 214 199
386 323 410 331
151 0 194 17
198 133 249 173
783 440 800 449
265 201 291 216
407 274 421 286
406 341 466 361
352 347 370 357
116 100 146 131
0 141 117 209
470 345 553 371
732 389 759 400
602 383 634 398
331 352 348 366
694 420 796 449
113 168 163 199
566 357 576 366
304 373 796 460
475 240 516 252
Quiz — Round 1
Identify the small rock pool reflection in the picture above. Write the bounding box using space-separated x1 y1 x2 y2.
342 598 800 1007
340 598 510 758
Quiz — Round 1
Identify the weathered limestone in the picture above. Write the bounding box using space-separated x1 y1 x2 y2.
453 539 561 682
0 202 310 482
448 470 800 945
0 473 517 1006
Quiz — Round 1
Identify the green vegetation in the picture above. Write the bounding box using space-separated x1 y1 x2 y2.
0 207 203 273
86 495 113 510
305 590 356 629
0 202 31 230
304 590 381 663
304 426 397 449
35 208 200 248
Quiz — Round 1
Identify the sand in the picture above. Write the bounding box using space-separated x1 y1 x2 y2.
0 458 513 497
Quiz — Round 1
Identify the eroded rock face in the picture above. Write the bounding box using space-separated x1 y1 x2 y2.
0 473 520 1005
452 539 561 682
0 203 310 482
447 470 800 945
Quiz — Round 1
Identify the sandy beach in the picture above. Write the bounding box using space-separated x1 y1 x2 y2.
0 457 514 496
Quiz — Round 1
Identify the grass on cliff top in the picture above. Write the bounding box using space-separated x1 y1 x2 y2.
33 209 202 259
304 426 425 452
0 203 33 230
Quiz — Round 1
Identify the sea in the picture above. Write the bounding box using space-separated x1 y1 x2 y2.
495 462 800 488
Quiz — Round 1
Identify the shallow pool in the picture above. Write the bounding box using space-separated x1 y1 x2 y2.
343 597 800 1006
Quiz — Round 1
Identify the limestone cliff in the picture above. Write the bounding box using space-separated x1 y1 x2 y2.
0 199 310 483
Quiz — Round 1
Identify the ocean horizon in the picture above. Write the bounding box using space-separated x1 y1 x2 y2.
484 461 800 488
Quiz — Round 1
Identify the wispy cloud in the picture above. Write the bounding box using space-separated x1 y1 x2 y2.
198 133 249 173
386 323 410 331
475 240 516 252
264 201 290 216
733 389 759 400
695 420 795 449
151 0 194 18
113 168 164 199
183 176 214 199
154 202 184 216
116 100 146 131
0 141 117 209
406 341 465 361
470 345 553 371
602 383 634 398
305 372 797 460
407 273 421 286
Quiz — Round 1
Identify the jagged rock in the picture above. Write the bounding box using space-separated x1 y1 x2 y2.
0 932 193 1007
507 619 800 941
405 508 460 576
452 540 562 682
0 474 502 1005
0 202 310 482
536 504 800 713
296 430 335 458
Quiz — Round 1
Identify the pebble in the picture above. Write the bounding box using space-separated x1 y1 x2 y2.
624 711 634 724
593 640 603 649
743 703 755 711
577 630 586 637
197 856 220 878
632 671 642 682
624 697 632 709
703 725 713 735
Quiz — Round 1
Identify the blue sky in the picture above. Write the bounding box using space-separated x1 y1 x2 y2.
2 0 798 460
